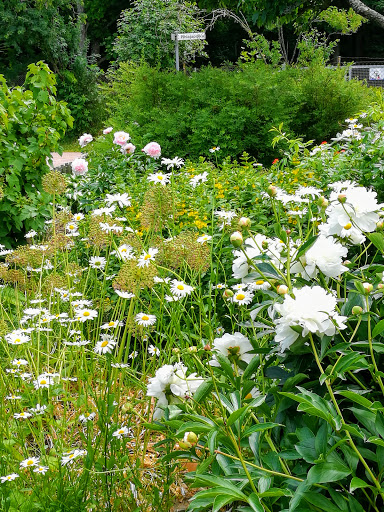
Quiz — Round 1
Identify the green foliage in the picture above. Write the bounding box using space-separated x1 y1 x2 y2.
0 62 73 246
103 61 375 164
0 0 82 79
114 0 207 69
56 56 106 136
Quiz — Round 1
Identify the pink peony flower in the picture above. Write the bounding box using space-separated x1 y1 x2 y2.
121 143 136 155
78 133 93 147
71 158 88 176
142 142 161 159
103 127 113 135
113 131 130 145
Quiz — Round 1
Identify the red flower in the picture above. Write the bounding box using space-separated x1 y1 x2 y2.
321 141 327 145
272 158 279 165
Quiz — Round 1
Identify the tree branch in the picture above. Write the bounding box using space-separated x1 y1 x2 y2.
347 0 384 29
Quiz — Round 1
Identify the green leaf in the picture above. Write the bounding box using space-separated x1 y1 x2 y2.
193 380 213 403
349 477 373 492
307 462 351 484
303 491 345 512
373 318 384 338
297 235 318 258
242 422 281 438
337 390 372 409
247 492 264 512
243 355 261 379
367 232 384 253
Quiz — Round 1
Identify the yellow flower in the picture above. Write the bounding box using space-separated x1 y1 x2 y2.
195 220 207 229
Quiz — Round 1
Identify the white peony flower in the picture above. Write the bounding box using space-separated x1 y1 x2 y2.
291 235 348 279
210 332 254 366
147 363 204 419
319 184 383 244
273 286 347 353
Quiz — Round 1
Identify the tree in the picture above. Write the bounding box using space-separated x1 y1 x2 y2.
114 0 208 69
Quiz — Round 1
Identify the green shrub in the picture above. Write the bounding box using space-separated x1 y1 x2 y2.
102 61 376 164
0 62 73 246
56 56 106 137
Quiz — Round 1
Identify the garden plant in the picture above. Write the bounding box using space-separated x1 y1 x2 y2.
1 97 384 512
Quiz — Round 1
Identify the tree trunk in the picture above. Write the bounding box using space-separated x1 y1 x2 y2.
77 1 87 56
347 0 384 29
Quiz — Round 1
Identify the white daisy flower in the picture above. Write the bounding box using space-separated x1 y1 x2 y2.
11 359 28 367
79 412 96 423
231 290 254 305
101 320 123 329
5 333 30 345
29 404 47 415
115 290 135 299
112 426 130 439
73 213 84 222
89 256 107 270
170 280 194 297
33 466 49 474
105 193 131 208
20 457 39 468
0 473 19 483
137 248 158 267
196 234 212 244
14 412 33 419
135 313 157 326
147 172 171 186
75 308 98 322
116 244 135 261
148 344 160 356
94 336 117 354
61 449 87 466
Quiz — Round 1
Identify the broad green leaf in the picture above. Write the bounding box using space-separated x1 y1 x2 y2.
372 318 384 338
193 380 213 403
247 492 264 512
307 462 351 484
303 491 345 512
349 477 374 492
337 390 373 409
367 232 384 253
242 422 281 438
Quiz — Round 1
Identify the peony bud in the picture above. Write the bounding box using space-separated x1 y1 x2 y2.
230 231 243 248
238 217 251 228
362 282 373 294
317 196 328 208
122 403 133 414
377 221 384 231
378 283 384 290
352 306 363 315
261 240 269 250
183 431 198 446
285 229 291 236
172 347 180 355
277 284 289 295
187 346 198 353
267 185 277 197
223 289 234 299
338 194 347 204
203 343 211 351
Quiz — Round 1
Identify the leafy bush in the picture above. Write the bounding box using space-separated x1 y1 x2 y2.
56 56 105 137
0 62 73 246
114 0 207 69
103 61 376 164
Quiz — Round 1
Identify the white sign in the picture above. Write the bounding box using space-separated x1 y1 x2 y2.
176 32 206 41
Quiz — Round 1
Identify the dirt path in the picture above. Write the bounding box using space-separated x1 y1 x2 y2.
51 152 82 168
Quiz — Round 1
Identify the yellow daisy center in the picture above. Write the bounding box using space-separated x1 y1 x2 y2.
101 341 109 348
256 280 264 285
108 321 115 326
142 315 149 321
27 460 33 466
144 254 151 260
15 338 20 343
177 284 184 290
83 312 90 317
236 293 245 300
344 223 352 230
40 379 47 385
